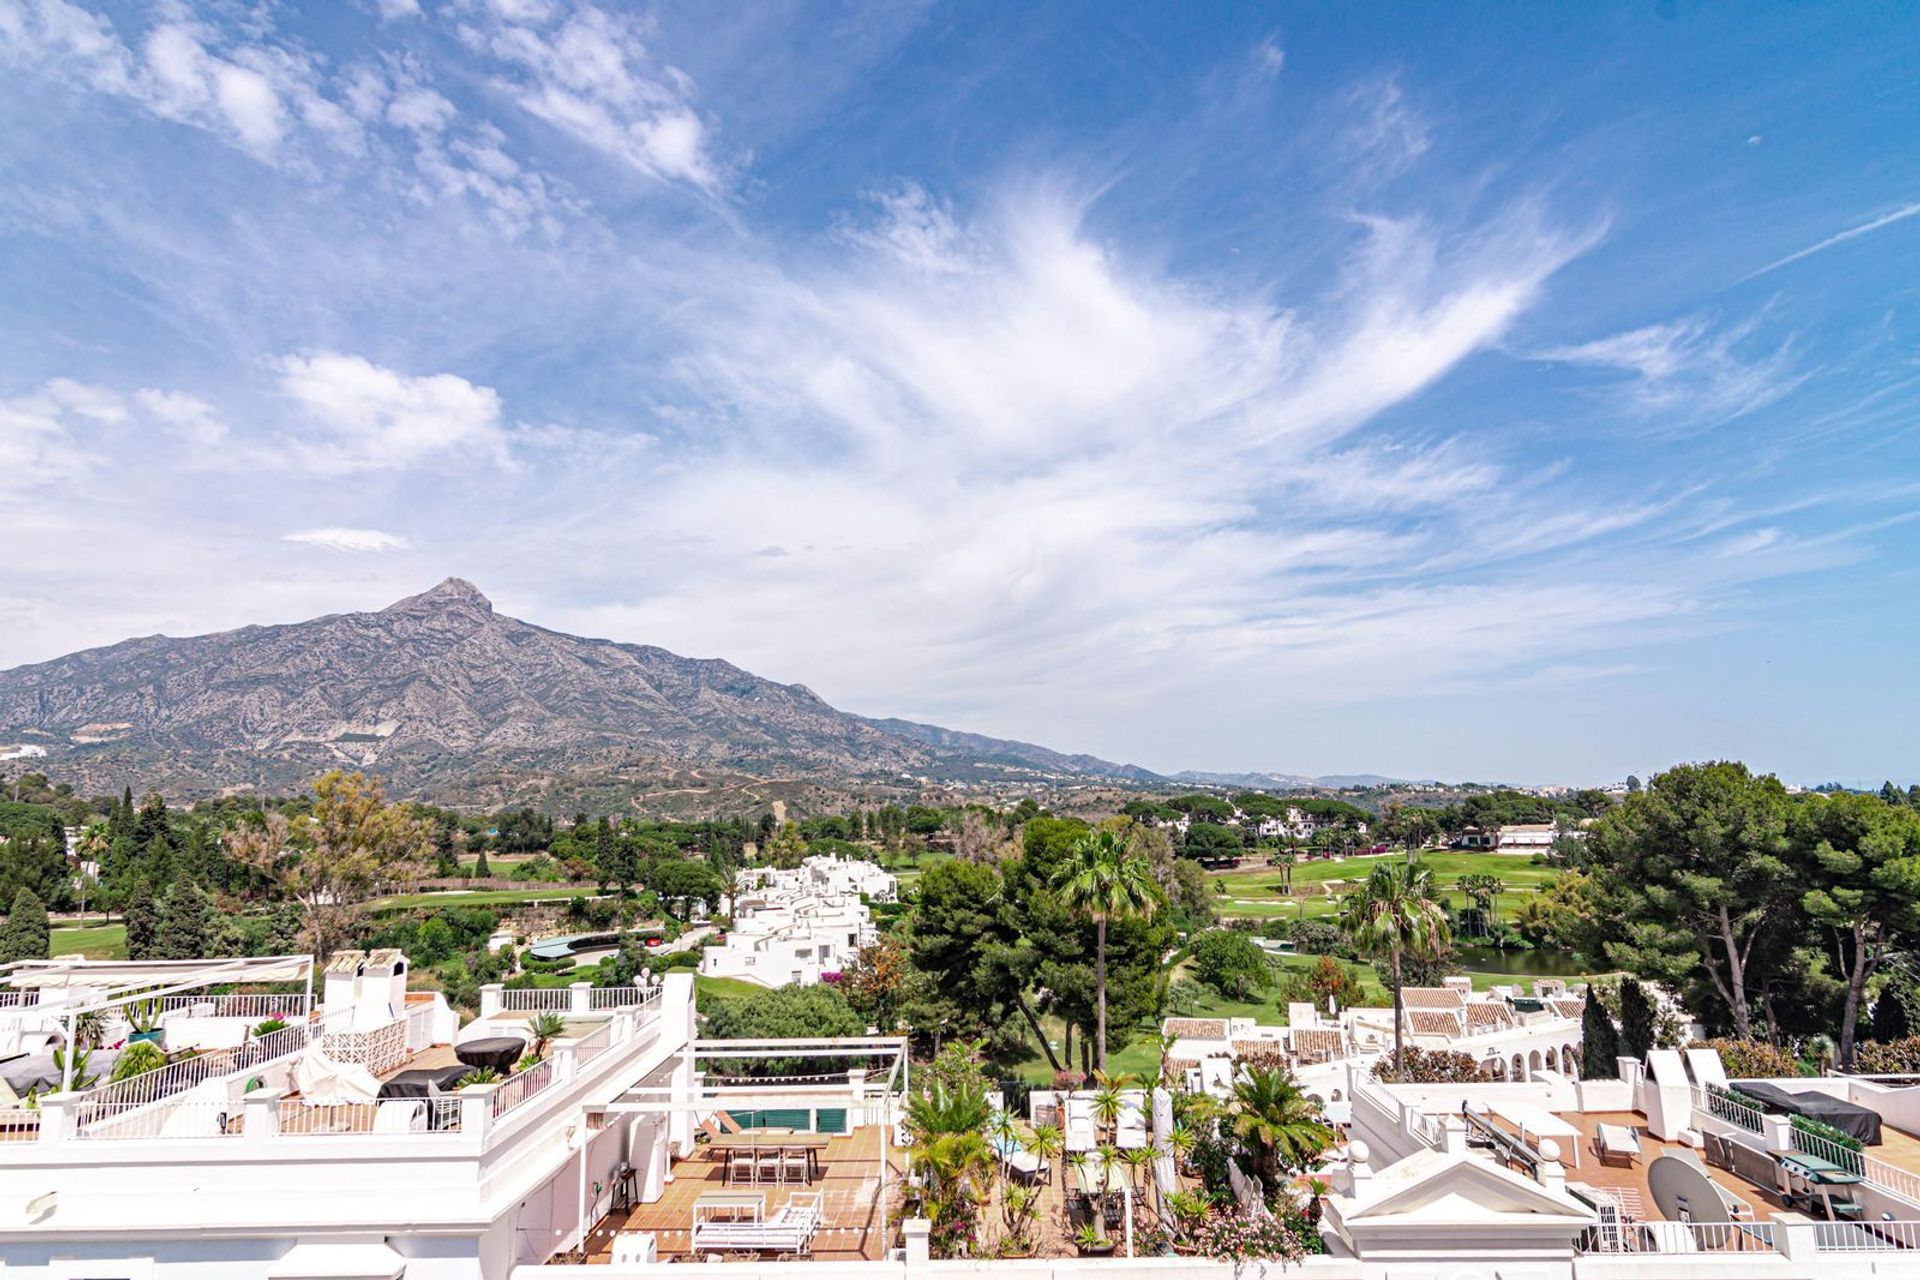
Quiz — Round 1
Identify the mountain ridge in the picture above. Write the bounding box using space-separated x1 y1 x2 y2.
0 579 1165 802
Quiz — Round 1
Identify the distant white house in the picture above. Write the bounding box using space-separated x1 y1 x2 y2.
699 855 896 987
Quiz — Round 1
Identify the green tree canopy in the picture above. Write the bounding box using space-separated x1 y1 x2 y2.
0 887 50 964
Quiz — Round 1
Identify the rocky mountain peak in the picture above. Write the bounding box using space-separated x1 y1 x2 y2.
383 577 493 615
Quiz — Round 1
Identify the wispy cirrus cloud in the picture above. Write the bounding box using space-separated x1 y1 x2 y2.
282 527 412 553
1535 313 1803 431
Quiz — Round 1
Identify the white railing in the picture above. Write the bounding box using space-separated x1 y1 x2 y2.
491 1058 555 1119
1815 1220 1920 1251
0 1108 38 1142
322 1017 409 1076
277 1097 464 1136
0 991 40 1008
591 986 659 1010
1624 1221 1777 1253
1699 1083 1767 1134
77 1097 241 1141
573 1020 615 1066
1791 1125 1920 1206
160 994 310 1021
404 999 437 1051
498 988 574 1012
76 1022 309 1117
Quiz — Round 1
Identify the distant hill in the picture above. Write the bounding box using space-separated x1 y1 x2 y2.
1169 769 1411 791
0 578 1161 803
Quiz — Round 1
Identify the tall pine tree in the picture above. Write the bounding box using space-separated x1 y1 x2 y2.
154 880 211 960
1581 987 1621 1080
124 876 159 961
0 888 50 964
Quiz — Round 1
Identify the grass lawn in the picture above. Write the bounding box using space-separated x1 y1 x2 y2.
370 886 603 912
1211 848 1563 925
51 923 127 959
695 975 766 1002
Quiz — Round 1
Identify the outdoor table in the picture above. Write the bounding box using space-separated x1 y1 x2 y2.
378 1065 469 1099
717 1135 830 1185
454 1037 527 1072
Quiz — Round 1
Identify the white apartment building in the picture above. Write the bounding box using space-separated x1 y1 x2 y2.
698 856 893 987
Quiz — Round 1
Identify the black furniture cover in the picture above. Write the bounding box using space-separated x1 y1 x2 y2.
377 1065 470 1099
454 1036 528 1073
1736 1080 1883 1145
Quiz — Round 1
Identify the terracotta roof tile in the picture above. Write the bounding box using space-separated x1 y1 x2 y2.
1407 1010 1463 1037
1401 987 1467 1010
1163 1018 1229 1039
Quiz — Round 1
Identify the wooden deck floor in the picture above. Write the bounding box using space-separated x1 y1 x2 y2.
1551 1111 1792 1221
584 1129 908 1262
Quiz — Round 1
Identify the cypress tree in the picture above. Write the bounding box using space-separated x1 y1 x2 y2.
0 888 50 964
124 876 158 960
154 880 210 960
1580 987 1620 1080
1619 977 1658 1061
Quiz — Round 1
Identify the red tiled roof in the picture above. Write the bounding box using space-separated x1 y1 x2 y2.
1466 1003 1515 1031
1164 1018 1229 1039
1401 987 1467 1010
1407 1009 1463 1037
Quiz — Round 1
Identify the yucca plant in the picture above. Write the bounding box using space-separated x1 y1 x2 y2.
528 1012 567 1058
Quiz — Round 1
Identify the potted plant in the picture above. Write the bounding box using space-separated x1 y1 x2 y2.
528 1011 566 1060
1072 1221 1116 1257
125 998 164 1047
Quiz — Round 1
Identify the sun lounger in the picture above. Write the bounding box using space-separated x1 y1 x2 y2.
1596 1123 1639 1167
1064 1097 1097 1152
1115 1096 1148 1149
1005 1148 1049 1181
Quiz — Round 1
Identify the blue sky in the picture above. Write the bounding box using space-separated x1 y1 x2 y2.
2 1 1917 786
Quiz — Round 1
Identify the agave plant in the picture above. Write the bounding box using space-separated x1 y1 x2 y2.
457 1067 504 1087
1090 1077 1126 1137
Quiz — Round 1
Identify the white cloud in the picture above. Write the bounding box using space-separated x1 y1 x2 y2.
466 3 726 192
282 527 412 553
1744 200 1920 281
135 388 228 445
0 379 121 490
274 352 513 473
1538 313 1802 430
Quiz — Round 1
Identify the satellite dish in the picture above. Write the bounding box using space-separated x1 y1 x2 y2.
1647 1154 1731 1225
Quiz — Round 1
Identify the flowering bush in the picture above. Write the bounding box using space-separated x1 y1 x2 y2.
1372 1046 1482 1083
1855 1037 1920 1074
1053 1069 1088 1090
1188 1208 1309 1262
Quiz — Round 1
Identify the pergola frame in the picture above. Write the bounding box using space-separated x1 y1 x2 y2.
598 1035 909 1257
0 956 317 1093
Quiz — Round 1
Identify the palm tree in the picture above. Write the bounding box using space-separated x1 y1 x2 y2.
1027 1123 1062 1186
1089 1074 1126 1139
1051 830 1161 1073
1341 859 1451 1076
905 1082 996 1250
1230 1066 1337 1191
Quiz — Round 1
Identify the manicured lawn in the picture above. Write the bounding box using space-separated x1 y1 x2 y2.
370 886 603 912
51 923 127 959
695 975 766 1002
1211 849 1563 924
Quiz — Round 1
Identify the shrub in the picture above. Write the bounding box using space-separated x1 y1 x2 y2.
1688 1038 1802 1079
1790 1113 1863 1153
1855 1037 1920 1075
110 1040 167 1081
1190 929 1272 999
1372 1046 1483 1084
251 1018 289 1037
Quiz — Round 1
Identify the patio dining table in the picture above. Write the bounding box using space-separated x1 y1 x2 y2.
716 1134 831 1186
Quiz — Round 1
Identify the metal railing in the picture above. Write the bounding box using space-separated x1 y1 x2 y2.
277 1097 464 1136
1626 1222 1776 1253
491 1058 555 1119
1815 1220 1920 1251
1790 1125 1920 1206
75 1022 309 1118
159 994 309 1021
1700 1083 1767 1133
572 1020 616 1066
498 989 574 1012
591 986 659 1010
77 1096 241 1141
